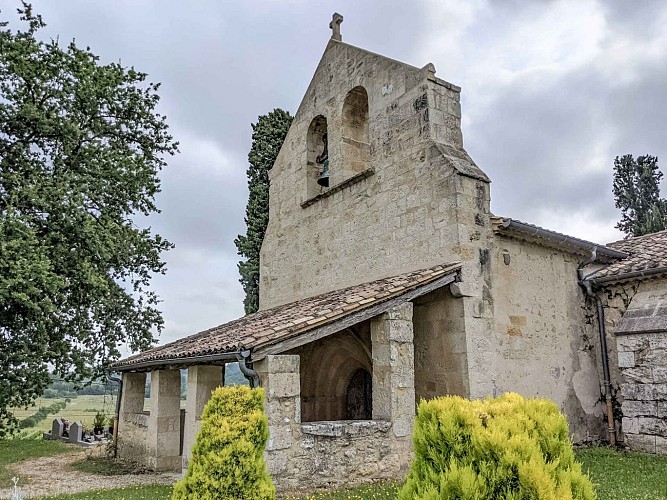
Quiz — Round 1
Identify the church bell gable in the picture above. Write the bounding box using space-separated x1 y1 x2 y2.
260 16 490 310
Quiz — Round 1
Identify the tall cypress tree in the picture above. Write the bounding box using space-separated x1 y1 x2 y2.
235 109 293 314
613 154 667 237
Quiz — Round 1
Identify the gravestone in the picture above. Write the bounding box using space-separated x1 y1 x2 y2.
51 418 64 438
69 421 82 444
43 418 64 441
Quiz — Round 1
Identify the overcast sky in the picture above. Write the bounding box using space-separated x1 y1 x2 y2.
6 0 667 347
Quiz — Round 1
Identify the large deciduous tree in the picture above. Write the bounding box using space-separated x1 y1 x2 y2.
613 154 667 238
0 5 177 435
235 109 292 314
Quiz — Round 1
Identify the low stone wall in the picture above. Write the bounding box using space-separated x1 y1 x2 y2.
267 420 411 491
617 332 667 454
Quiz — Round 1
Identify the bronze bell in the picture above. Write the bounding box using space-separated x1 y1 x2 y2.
317 161 330 187
316 133 330 187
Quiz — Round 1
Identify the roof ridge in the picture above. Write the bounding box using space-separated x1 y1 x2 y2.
607 227 667 247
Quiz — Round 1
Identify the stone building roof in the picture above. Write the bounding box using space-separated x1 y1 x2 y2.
492 217 628 263
110 262 462 371
591 229 667 283
494 216 667 284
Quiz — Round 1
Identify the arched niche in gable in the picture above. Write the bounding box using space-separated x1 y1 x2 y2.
341 86 370 179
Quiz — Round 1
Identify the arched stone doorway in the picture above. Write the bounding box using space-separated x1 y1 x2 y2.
345 368 372 420
290 325 373 422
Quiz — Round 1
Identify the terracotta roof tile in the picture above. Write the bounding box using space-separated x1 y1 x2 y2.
110 262 461 370
592 229 667 280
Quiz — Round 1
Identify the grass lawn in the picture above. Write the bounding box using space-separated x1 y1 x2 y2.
577 447 667 500
0 440 74 488
15 446 667 499
39 485 173 500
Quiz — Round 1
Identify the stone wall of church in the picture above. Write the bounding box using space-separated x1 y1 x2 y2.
491 236 607 444
602 277 667 454
260 40 491 317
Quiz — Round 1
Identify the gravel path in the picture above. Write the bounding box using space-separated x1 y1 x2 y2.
0 448 180 499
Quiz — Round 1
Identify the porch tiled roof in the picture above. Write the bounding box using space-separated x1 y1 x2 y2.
110 262 461 371
592 229 667 280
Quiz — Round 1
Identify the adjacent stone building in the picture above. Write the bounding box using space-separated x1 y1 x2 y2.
109 14 667 491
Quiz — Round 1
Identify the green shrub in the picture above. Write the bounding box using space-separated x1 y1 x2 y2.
172 385 275 500
399 393 596 500
19 416 37 429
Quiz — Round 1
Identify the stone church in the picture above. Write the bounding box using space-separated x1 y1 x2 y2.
110 15 667 490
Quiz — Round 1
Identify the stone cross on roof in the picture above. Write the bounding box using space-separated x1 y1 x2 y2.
330 13 343 41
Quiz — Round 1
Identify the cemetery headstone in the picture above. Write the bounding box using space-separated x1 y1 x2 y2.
51 418 64 439
43 418 64 441
69 421 82 444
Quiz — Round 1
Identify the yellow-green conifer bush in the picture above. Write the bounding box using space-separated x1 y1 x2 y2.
172 385 275 500
399 393 596 500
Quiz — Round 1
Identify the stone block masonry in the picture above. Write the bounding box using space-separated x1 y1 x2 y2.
617 332 667 453
371 302 416 438
146 369 182 471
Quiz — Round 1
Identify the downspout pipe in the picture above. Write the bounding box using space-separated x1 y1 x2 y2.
578 248 617 446
106 374 122 458
236 350 260 388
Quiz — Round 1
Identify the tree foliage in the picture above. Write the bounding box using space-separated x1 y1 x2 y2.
235 109 292 314
613 154 667 237
172 385 275 500
400 393 595 500
0 4 177 435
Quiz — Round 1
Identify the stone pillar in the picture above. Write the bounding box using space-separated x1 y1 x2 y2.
147 369 182 471
371 302 416 438
117 372 148 465
182 365 224 469
255 355 301 480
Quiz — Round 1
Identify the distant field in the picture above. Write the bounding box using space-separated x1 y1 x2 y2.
11 365 244 436
11 395 116 432
11 394 191 435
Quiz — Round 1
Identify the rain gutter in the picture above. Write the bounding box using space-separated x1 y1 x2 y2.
107 350 245 372
106 374 122 457
577 248 616 446
235 350 260 388
589 266 667 286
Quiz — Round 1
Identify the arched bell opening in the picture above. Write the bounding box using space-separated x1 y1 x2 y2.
306 115 329 198
341 86 370 178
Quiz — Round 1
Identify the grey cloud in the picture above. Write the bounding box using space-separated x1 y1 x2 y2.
12 1 667 349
